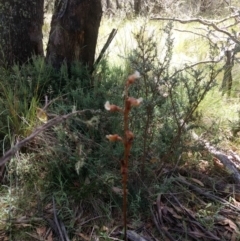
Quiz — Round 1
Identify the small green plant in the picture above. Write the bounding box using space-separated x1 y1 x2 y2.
104 71 142 241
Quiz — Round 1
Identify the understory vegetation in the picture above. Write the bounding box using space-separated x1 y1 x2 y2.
1 7 240 241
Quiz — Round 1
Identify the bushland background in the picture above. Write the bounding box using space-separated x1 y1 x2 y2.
1 0 240 240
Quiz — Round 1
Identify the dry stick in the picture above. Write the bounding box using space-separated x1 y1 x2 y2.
151 205 176 241
52 197 65 241
59 219 70 241
91 28 118 74
169 194 220 241
42 93 68 110
191 130 240 184
173 28 217 45
0 109 99 166
175 177 240 212
150 15 240 45
79 215 106 226
170 59 221 80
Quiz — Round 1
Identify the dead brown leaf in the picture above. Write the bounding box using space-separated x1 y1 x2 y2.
112 186 123 195
36 226 46 237
218 218 238 232
46 230 53 241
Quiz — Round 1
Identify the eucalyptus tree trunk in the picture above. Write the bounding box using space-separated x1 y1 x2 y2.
0 0 44 67
134 0 141 14
222 50 234 96
115 0 121 9
46 0 102 71
106 0 112 9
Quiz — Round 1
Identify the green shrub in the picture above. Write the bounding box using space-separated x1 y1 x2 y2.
127 21 221 172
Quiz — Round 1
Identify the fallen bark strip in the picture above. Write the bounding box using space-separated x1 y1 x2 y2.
213 152 240 183
191 131 240 184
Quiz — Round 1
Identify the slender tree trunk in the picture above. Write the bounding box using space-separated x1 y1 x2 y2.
106 0 112 9
0 0 44 67
46 0 102 71
134 0 141 15
115 0 121 9
222 50 234 96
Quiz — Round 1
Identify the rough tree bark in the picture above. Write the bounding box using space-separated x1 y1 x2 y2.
46 0 102 71
0 0 44 67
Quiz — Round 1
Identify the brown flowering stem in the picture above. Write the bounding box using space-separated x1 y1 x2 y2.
121 73 141 240
105 71 140 241
122 84 133 241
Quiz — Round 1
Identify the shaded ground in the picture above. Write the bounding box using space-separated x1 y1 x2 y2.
1 158 240 241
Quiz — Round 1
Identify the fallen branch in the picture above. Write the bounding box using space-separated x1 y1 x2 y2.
192 131 240 184
91 28 118 74
173 28 217 45
0 109 100 166
52 197 65 241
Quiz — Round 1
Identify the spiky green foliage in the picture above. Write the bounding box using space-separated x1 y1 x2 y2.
0 57 52 151
128 21 221 171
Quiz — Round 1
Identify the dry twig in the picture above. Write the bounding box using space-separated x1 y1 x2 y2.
0 109 100 166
